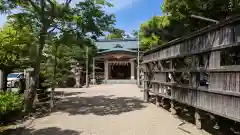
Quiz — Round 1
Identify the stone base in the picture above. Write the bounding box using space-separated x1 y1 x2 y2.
103 79 137 84
74 84 82 88
91 79 96 85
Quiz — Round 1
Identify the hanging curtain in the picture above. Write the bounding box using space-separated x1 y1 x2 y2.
109 61 130 67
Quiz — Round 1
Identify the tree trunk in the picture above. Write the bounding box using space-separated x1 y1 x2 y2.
25 0 47 112
51 44 58 107
2 69 12 92
0 70 3 90
25 34 46 111
53 44 58 87
3 71 8 92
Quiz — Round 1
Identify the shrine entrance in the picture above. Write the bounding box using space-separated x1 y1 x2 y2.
94 52 137 82
92 40 138 84
109 63 131 79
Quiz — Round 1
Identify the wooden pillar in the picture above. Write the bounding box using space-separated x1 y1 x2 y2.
108 63 111 79
195 109 202 129
140 70 144 88
104 60 108 81
143 89 149 102
23 68 34 111
155 95 161 107
85 47 89 88
24 68 34 90
130 60 135 80
0 70 3 90
170 100 177 116
169 59 177 115
92 58 96 85
169 59 175 97
191 55 199 87
143 64 150 102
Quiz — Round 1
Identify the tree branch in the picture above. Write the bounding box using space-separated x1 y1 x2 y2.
28 0 41 14
46 0 56 28
48 25 57 33
46 0 55 7
65 0 72 6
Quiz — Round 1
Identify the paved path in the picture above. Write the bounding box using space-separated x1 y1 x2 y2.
21 84 209 135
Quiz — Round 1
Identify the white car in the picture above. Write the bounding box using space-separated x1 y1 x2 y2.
7 72 24 88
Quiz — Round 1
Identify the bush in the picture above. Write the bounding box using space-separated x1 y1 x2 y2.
0 92 23 124
39 71 51 89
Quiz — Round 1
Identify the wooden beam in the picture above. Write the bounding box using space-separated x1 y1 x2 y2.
142 42 240 64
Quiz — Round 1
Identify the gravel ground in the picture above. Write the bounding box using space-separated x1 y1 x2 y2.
20 84 210 135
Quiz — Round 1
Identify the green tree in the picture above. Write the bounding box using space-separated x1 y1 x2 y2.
0 0 115 110
0 23 34 90
131 30 139 38
106 28 126 39
139 0 240 50
139 15 170 50
162 0 240 35
41 40 72 88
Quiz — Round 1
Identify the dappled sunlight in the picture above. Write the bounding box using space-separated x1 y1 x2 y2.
53 94 146 116
1 127 81 135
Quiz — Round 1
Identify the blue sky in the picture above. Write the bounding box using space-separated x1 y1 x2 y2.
0 0 164 34
108 0 164 33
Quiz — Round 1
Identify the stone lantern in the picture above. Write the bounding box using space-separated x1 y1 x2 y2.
70 60 83 88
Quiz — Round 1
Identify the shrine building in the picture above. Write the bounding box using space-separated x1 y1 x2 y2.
93 39 138 84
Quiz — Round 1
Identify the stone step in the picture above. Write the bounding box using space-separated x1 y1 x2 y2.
103 79 137 84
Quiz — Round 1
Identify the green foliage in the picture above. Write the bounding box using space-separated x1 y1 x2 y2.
140 0 240 50
0 0 114 85
0 92 23 115
41 35 97 87
0 0 115 110
0 23 34 90
41 43 72 87
139 16 169 50
131 30 139 38
163 0 240 37
139 0 240 50
1 0 115 64
0 24 33 69
106 28 126 39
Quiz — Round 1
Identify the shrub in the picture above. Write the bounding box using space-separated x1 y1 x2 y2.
0 92 23 117
39 71 51 89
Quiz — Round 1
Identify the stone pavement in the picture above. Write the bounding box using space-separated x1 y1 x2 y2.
19 84 209 135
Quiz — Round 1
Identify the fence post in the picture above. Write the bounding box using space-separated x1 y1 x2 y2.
23 68 34 112
0 70 3 90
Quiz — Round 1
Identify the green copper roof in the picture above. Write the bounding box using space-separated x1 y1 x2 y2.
95 39 138 50
98 48 136 54
98 43 136 54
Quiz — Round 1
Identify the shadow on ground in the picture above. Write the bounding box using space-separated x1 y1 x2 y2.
0 127 81 135
54 91 85 97
53 94 147 116
54 91 86 103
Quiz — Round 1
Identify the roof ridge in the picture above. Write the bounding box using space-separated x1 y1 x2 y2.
96 39 137 42
98 48 137 54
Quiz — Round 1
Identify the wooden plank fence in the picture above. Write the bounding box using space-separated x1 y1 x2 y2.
142 15 240 128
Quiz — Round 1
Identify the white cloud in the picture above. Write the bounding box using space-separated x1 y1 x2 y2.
58 0 140 13
104 0 140 13
2 0 138 27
